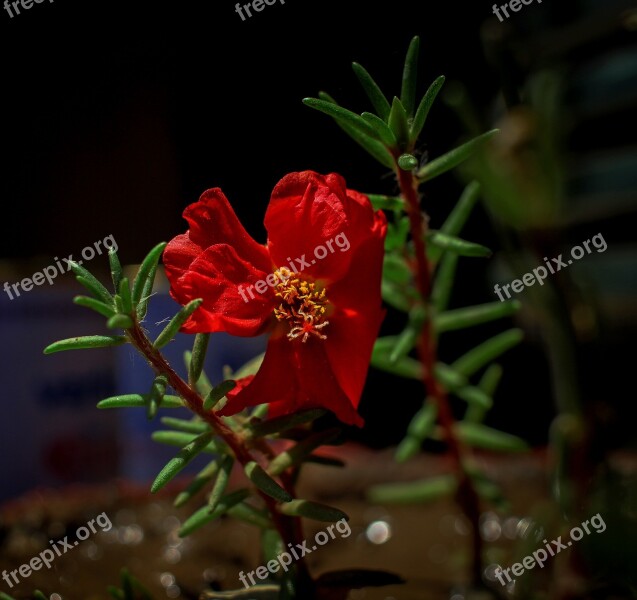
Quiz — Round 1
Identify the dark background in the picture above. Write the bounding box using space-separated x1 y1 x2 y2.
1 0 635 456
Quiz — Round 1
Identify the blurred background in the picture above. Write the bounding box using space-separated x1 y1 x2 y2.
1 0 636 598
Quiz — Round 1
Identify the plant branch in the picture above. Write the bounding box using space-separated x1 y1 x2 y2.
396 162 483 584
126 322 312 585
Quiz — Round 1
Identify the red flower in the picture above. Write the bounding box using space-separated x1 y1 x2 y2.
163 171 386 427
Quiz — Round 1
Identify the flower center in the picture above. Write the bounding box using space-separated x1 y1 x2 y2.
273 267 330 343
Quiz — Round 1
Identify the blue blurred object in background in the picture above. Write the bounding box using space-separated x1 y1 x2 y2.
0 282 266 503
0 287 119 503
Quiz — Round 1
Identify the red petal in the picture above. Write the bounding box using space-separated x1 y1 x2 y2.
184 188 271 270
173 244 275 336
164 188 274 335
218 332 364 427
265 172 356 282
324 209 387 406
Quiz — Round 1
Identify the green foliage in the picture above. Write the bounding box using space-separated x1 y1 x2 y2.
308 93 395 168
249 408 326 437
174 459 221 507
351 62 391 120
97 394 184 409
154 299 203 349
435 300 521 333
388 96 411 149
189 332 210 385
74 295 116 318
151 430 215 493
456 422 528 452
245 462 293 503
278 499 349 523
179 489 250 537
416 129 500 181
400 36 420 116
203 380 237 411
268 429 341 476
67 259 112 304
368 475 457 504
44 335 127 354
303 36 527 520
208 455 234 511
411 75 445 142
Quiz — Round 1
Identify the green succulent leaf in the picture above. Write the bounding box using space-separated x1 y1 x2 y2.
244 462 292 503
431 252 459 313
67 260 112 304
395 401 438 463
478 363 503 396
416 129 499 181
389 325 419 364
174 459 220 508
384 216 410 251
208 455 234 512
361 112 397 146
118 277 133 315
372 336 423 379
400 36 420 116
435 300 520 333
107 314 134 330
456 422 528 452
368 475 457 504
278 499 349 523
427 231 492 258
381 280 413 313
189 333 211 386
151 430 222 454
44 335 127 354
108 248 123 291
367 194 404 212
303 98 380 140
151 430 215 493
203 380 237 411
228 501 273 529
306 95 395 168
411 75 446 142
388 96 410 149
179 489 250 537
389 305 425 364
383 253 412 286
428 180 481 263
73 295 116 319
250 408 326 437
268 429 341 476
97 394 183 409
351 62 391 120
160 416 209 435
233 352 265 380
153 299 203 349
452 329 524 377
261 528 285 569
132 242 167 317
146 375 168 421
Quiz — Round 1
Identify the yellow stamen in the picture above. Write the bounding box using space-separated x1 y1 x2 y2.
273 267 329 343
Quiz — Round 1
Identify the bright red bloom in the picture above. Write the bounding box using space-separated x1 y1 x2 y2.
163 171 387 427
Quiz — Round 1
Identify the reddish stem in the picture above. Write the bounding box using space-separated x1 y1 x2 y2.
127 323 312 586
396 165 483 584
